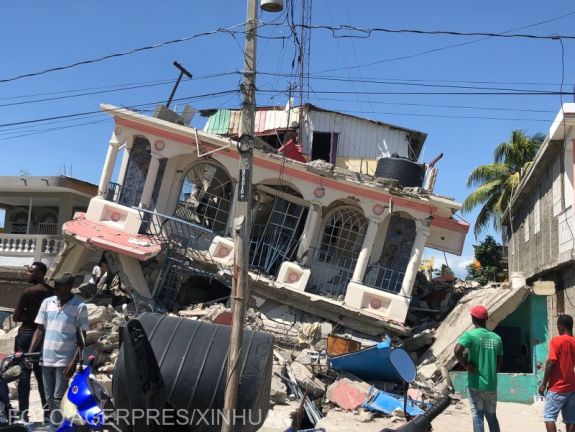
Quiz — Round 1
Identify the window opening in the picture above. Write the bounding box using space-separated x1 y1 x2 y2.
38 210 58 235
10 211 28 234
308 206 367 298
175 160 233 236
311 132 333 163
250 185 307 275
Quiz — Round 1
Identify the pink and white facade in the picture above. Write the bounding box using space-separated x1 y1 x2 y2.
62 104 468 334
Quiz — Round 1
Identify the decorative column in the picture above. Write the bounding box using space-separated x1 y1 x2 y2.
400 220 430 297
351 218 380 283
297 202 322 264
97 134 121 197
139 154 161 209
116 138 133 187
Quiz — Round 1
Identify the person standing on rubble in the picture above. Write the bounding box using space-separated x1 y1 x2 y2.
538 314 575 432
12 262 52 421
454 305 502 432
28 273 89 430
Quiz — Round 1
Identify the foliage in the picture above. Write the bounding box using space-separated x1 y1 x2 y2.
466 235 506 285
463 129 544 237
434 264 454 277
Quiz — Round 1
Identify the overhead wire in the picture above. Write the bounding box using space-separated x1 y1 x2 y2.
0 71 240 108
0 23 252 84
0 89 239 129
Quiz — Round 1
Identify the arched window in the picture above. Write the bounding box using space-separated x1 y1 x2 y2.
174 160 234 235
38 210 58 235
10 210 28 234
319 206 367 257
308 205 368 298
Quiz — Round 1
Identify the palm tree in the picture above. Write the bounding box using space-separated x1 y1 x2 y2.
463 129 545 237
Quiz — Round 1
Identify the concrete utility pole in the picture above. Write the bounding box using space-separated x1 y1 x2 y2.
221 0 258 430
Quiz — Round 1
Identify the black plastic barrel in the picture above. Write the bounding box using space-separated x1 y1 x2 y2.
375 157 425 188
114 312 273 432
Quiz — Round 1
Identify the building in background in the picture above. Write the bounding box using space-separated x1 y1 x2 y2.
502 103 575 335
0 176 97 308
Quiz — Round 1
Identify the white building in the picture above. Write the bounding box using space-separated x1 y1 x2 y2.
57 104 468 335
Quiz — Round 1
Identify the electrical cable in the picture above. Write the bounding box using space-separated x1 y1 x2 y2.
0 23 249 84
0 90 239 128
0 72 240 108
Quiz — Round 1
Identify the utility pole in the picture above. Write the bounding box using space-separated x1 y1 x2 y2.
221 0 258 430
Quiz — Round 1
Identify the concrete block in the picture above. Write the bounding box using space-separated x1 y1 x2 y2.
85 197 142 234
289 361 325 397
326 377 371 410
276 262 311 292
344 281 410 323
208 236 234 268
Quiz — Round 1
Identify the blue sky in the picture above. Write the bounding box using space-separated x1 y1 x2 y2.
1 1 574 277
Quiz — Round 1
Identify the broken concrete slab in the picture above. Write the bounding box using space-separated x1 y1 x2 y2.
326 376 372 410
290 361 325 397
403 329 433 352
418 286 530 381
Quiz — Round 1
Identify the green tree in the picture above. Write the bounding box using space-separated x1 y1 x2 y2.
434 264 454 278
466 235 506 285
463 129 544 237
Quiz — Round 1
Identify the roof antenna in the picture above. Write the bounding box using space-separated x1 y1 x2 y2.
166 61 192 108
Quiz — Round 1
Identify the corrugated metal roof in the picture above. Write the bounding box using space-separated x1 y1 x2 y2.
205 109 231 134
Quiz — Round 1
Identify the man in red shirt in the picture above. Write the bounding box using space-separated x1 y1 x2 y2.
539 314 575 432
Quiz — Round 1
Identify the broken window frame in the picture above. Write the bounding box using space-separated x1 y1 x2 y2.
307 205 368 298
175 159 234 236
249 184 308 276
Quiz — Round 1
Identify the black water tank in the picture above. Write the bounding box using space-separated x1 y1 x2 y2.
114 313 273 432
375 157 425 188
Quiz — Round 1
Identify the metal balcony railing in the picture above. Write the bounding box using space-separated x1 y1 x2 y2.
106 182 140 208
363 263 405 294
249 224 299 275
136 208 217 256
306 246 357 299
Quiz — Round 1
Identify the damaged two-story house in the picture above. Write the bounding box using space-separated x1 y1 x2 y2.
55 102 468 336
502 103 575 335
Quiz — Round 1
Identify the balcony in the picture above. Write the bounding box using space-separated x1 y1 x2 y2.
0 234 64 265
363 263 405 294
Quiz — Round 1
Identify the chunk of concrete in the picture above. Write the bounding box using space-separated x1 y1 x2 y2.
270 375 288 404
289 361 325 397
326 377 371 410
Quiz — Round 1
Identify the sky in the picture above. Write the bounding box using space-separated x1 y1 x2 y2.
1 1 574 277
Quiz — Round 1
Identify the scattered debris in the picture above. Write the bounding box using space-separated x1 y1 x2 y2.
326 376 372 410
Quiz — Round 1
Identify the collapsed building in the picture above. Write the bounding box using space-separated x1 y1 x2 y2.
54 103 469 336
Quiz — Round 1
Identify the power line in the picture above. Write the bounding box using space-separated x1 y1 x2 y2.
328 108 551 123
0 23 248 84
258 72 565 93
0 90 239 128
296 23 575 41
311 10 575 73
306 96 556 113
0 72 239 108
259 88 575 96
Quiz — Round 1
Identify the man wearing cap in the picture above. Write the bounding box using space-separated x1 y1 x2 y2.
454 305 503 432
538 314 575 432
29 273 89 429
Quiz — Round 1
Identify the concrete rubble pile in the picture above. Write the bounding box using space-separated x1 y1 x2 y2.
0 272 498 430
174 280 480 430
